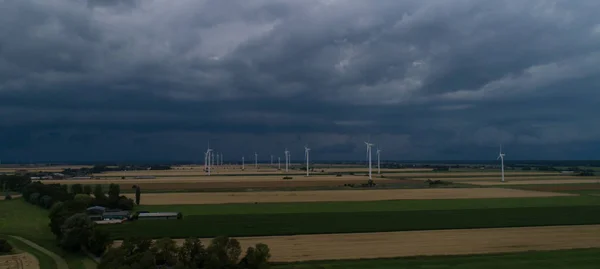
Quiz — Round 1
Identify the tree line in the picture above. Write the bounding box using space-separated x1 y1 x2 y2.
100 236 271 269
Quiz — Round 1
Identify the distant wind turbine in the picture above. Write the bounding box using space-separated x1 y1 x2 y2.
365 141 374 180
497 145 506 182
242 156 245 170
304 145 311 177
254 152 258 169
278 157 281 170
284 149 290 172
205 142 213 176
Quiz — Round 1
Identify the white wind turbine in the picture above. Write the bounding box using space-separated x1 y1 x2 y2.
242 156 245 170
254 152 258 169
365 141 374 180
497 145 506 182
284 149 290 172
205 143 213 176
376 148 381 174
304 145 311 177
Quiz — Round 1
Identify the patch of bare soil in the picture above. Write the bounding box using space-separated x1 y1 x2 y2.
0 253 39 269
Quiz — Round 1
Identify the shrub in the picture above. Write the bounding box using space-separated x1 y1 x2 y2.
29 192 41 204
282 176 292 180
40 195 54 209
0 239 13 253
177 212 183 220
83 185 93 195
4 194 12 200
336 173 342 177
74 194 93 207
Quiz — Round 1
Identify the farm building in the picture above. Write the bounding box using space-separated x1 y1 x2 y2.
103 211 131 220
137 212 181 220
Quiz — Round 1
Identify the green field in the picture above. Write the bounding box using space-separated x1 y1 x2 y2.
1 236 58 269
104 205 600 239
0 199 96 269
135 196 600 215
273 248 600 269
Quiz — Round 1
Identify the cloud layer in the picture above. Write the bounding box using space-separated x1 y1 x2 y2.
1 0 600 162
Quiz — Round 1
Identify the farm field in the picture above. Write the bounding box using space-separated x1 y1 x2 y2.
134 195 600 215
103 205 600 239
94 170 557 177
0 253 39 269
273 248 600 269
112 225 600 263
123 188 571 205
466 179 600 185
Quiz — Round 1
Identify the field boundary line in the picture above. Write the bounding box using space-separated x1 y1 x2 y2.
8 235 69 269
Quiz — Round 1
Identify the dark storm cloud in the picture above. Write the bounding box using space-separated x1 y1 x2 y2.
1 0 600 161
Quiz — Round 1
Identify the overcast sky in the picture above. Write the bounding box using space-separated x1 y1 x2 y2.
1 0 600 162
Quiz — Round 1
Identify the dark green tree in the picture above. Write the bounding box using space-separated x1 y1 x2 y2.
94 184 105 199
239 243 271 269
205 236 242 269
178 238 206 268
83 185 93 195
152 238 179 267
70 184 83 195
60 213 94 251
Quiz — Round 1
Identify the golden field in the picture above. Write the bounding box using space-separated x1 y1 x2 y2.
112 225 600 262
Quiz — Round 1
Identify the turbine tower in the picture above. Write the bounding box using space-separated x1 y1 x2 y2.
205 147 213 176
278 157 281 170
304 145 311 177
365 141 374 180
497 145 506 182
376 148 381 174
242 156 245 170
254 152 258 169
284 149 290 172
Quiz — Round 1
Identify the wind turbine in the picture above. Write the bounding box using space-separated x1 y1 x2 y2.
242 156 245 170
376 148 381 174
278 157 281 170
254 152 258 169
497 145 506 182
365 141 374 180
205 145 213 176
304 145 311 177
284 149 290 172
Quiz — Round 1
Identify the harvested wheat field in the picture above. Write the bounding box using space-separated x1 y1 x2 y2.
439 175 596 182
127 188 572 205
208 225 600 262
467 179 600 186
0 253 39 269
112 179 418 191
40 175 376 184
111 225 600 262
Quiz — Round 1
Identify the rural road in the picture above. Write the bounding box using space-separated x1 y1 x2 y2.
9 235 69 269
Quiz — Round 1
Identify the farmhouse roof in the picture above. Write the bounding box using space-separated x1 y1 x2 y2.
138 212 179 217
103 211 131 216
86 206 106 211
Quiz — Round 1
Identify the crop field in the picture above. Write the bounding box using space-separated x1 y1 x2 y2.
133 196 600 215
0 166 90 173
123 188 571 205
0 253 39 269
103 205 600 239
209 225 600 262
466 179 600 185
273 248 600 269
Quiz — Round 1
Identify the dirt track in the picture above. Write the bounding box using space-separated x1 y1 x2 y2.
467 179 600 186
126 188 572 205
0 253 39 269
